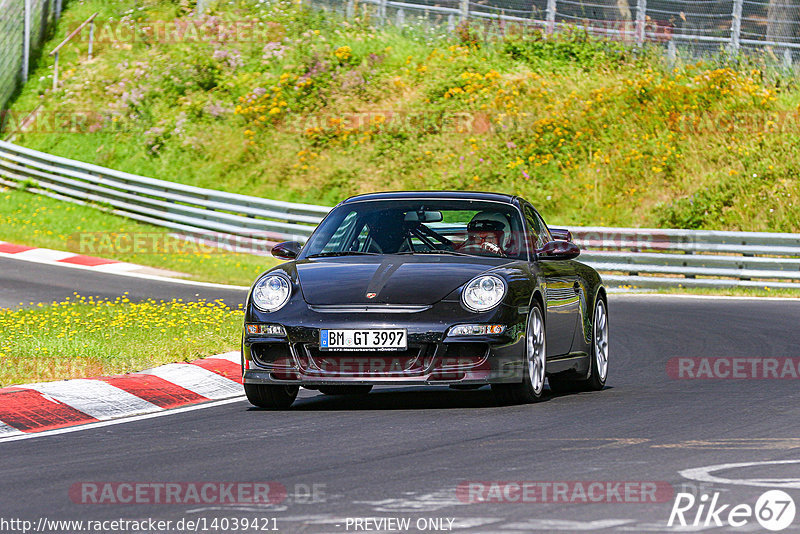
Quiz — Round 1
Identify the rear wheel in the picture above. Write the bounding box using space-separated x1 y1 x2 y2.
244 383 299 409
549 296 608 393
319 385 373 396
491 303 546 405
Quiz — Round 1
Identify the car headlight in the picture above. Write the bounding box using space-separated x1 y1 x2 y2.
462 275 506 312
252 274 291 312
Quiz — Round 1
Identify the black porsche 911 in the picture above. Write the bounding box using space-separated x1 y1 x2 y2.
242 191 608 409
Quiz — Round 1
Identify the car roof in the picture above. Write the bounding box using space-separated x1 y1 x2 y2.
340 191 518 204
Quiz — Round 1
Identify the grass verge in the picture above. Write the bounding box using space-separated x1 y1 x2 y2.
0 294 243 386
652 286 800 298
0 186 277 286
4 0 799 232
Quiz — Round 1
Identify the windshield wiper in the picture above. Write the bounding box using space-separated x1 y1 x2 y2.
307 251 380 258
395 250 472 256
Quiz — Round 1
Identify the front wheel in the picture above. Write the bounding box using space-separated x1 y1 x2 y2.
244 383 299 409
491 303 546 405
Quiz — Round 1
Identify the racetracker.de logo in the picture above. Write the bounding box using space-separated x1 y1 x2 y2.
69 482 287 505
456 481 674 504
667 357 800 379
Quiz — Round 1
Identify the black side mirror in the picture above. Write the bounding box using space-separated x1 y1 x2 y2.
549 228 573 242
537 240 580 261
272 241 301 260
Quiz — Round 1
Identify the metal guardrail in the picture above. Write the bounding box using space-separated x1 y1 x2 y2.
0 140 798 290
571 228 800 290
0 140 329 251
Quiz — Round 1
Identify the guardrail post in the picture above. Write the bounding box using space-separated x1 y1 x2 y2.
635 0 647 45
396 8 405 26
545 0 557 35
346 0 355 19
729 0 743 54
447 13 455 32
23 0 32 83
460 0 469 23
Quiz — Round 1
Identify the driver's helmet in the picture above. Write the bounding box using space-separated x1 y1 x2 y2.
465 212 511 248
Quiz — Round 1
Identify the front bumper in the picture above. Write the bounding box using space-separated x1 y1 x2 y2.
242 301 527 386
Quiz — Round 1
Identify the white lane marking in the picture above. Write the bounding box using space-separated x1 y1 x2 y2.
92 263 141 273
502 519 635 530
354 489 469 512
0 396 246 443
617 522 728 532
0 252 248 291
12 248 75 262
139 363 242 399
680 459 800 489
186 505 289 513
0 421 22 436
23 380 162 420
302 517 503 529
609 293 800 302
213 351 242 364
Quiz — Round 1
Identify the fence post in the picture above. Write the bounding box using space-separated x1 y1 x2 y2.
667 39 676 65
396 8 405 26
447 13 455 31
460 0 469 23
346 0 355 18
378 0 387 25
52 52 59 91
635 0 647 45
545 0 557 35
730 0 743 54
88 19 95 60
22 0 32 83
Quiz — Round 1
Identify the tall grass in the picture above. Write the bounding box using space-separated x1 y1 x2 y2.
5 0 799 231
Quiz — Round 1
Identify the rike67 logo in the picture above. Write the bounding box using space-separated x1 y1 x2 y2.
668 490 796 531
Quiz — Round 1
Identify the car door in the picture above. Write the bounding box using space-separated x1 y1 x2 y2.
522 203 580 357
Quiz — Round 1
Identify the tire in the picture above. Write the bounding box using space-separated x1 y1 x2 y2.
244 383 299 409
318 385 373 396
491 303 546 405
549 296 608 393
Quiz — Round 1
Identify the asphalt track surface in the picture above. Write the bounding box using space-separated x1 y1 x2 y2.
3 258 800 532
0 256 248 308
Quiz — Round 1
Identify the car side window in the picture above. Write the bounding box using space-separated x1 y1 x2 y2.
523 205 550 251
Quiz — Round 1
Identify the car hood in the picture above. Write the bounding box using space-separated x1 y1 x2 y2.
295 255 511 305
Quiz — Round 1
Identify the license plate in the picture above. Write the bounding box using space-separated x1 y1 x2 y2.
319 329 407 351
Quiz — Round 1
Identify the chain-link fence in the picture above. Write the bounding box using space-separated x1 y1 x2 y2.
318 0 800 61
0 0 62 113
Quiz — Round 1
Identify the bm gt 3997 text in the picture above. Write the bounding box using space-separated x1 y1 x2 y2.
242 191 608 409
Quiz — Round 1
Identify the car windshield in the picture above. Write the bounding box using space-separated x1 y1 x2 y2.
301 199 528 260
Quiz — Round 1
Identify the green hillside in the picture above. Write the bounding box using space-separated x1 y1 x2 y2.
4 0 800 232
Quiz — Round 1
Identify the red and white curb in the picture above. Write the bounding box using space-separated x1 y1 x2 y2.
0 352 243 437
0 241 139 272
0 240 248 290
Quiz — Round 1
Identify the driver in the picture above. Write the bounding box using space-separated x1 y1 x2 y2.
455 212 511 256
